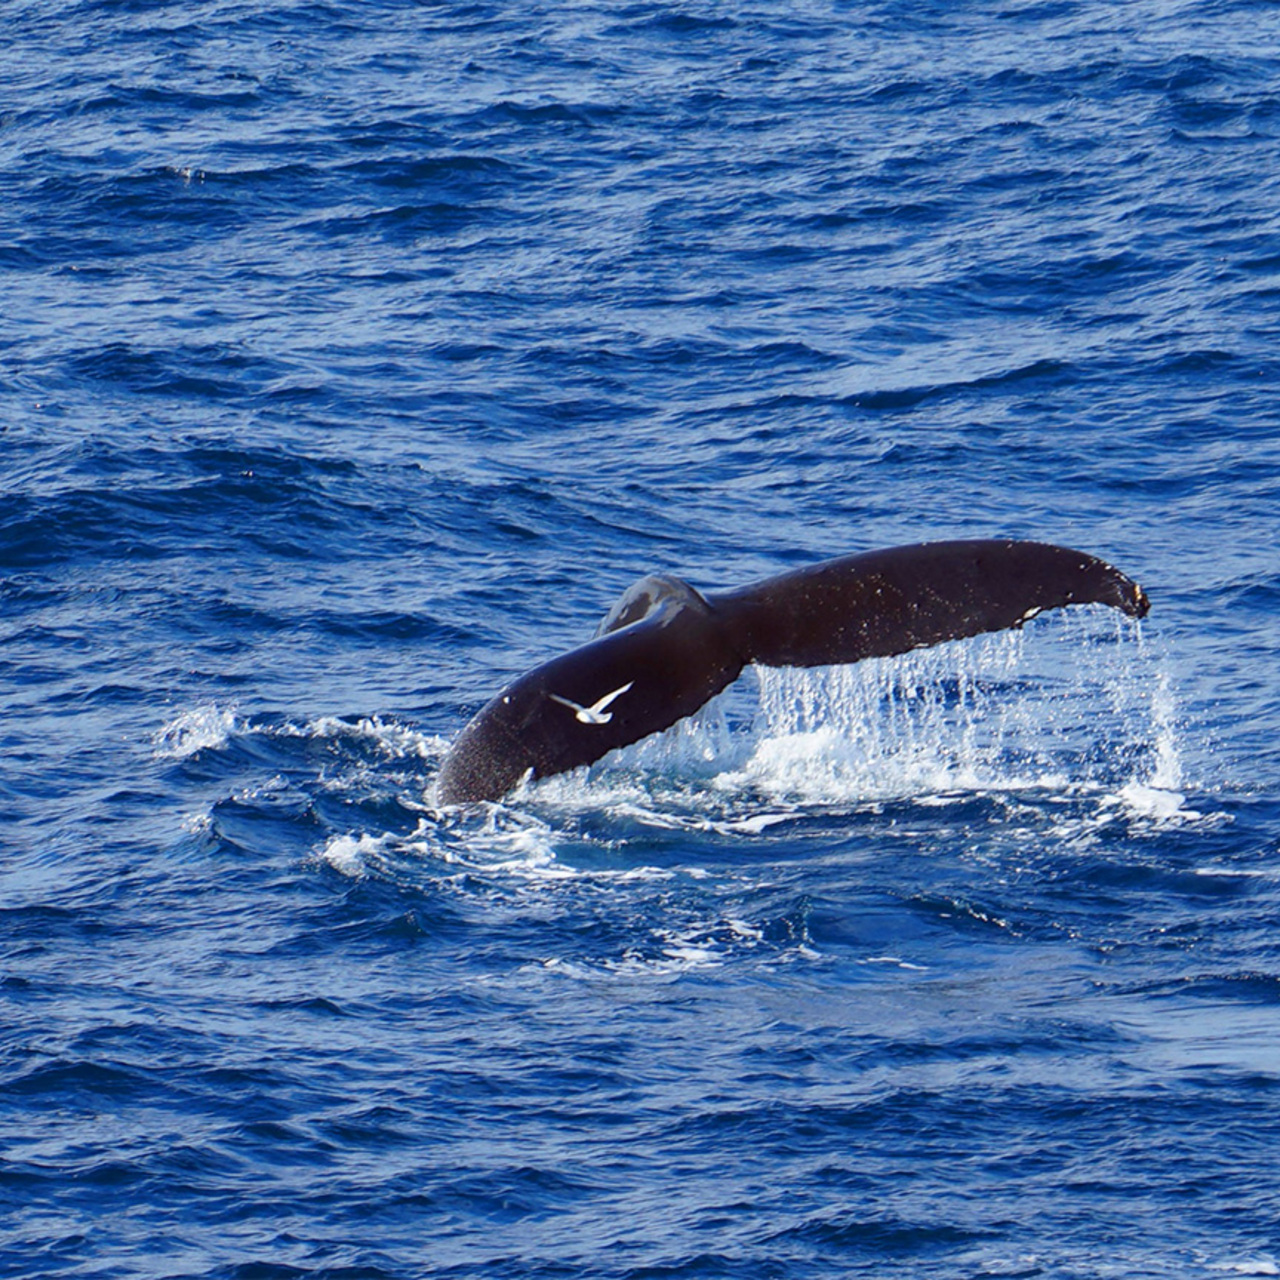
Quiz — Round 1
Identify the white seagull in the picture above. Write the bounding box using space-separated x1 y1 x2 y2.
548 681 634 726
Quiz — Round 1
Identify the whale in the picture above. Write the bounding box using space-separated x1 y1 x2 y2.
435 539 1150 804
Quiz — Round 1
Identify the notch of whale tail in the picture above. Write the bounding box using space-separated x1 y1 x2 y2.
435 539 1149 805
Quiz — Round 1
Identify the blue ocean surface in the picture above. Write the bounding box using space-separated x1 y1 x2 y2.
4 1 1280 1277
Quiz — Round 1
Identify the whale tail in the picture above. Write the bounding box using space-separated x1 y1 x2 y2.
709 539 1148 668
436 576 744 805
435 540 1149 804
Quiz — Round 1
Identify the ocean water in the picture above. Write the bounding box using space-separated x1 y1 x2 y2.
4 1 1280 1277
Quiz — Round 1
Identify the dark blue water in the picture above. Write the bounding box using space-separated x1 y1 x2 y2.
5 2 1280 1277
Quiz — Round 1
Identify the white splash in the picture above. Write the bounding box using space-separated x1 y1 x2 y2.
153 705 450 769
153 704 240 759
536 913 817 982
1114 781 1196 821
320 832 382 878
715 611 1174 806
299 715 447 761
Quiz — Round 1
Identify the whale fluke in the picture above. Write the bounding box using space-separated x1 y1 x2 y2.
435 540 1149 804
